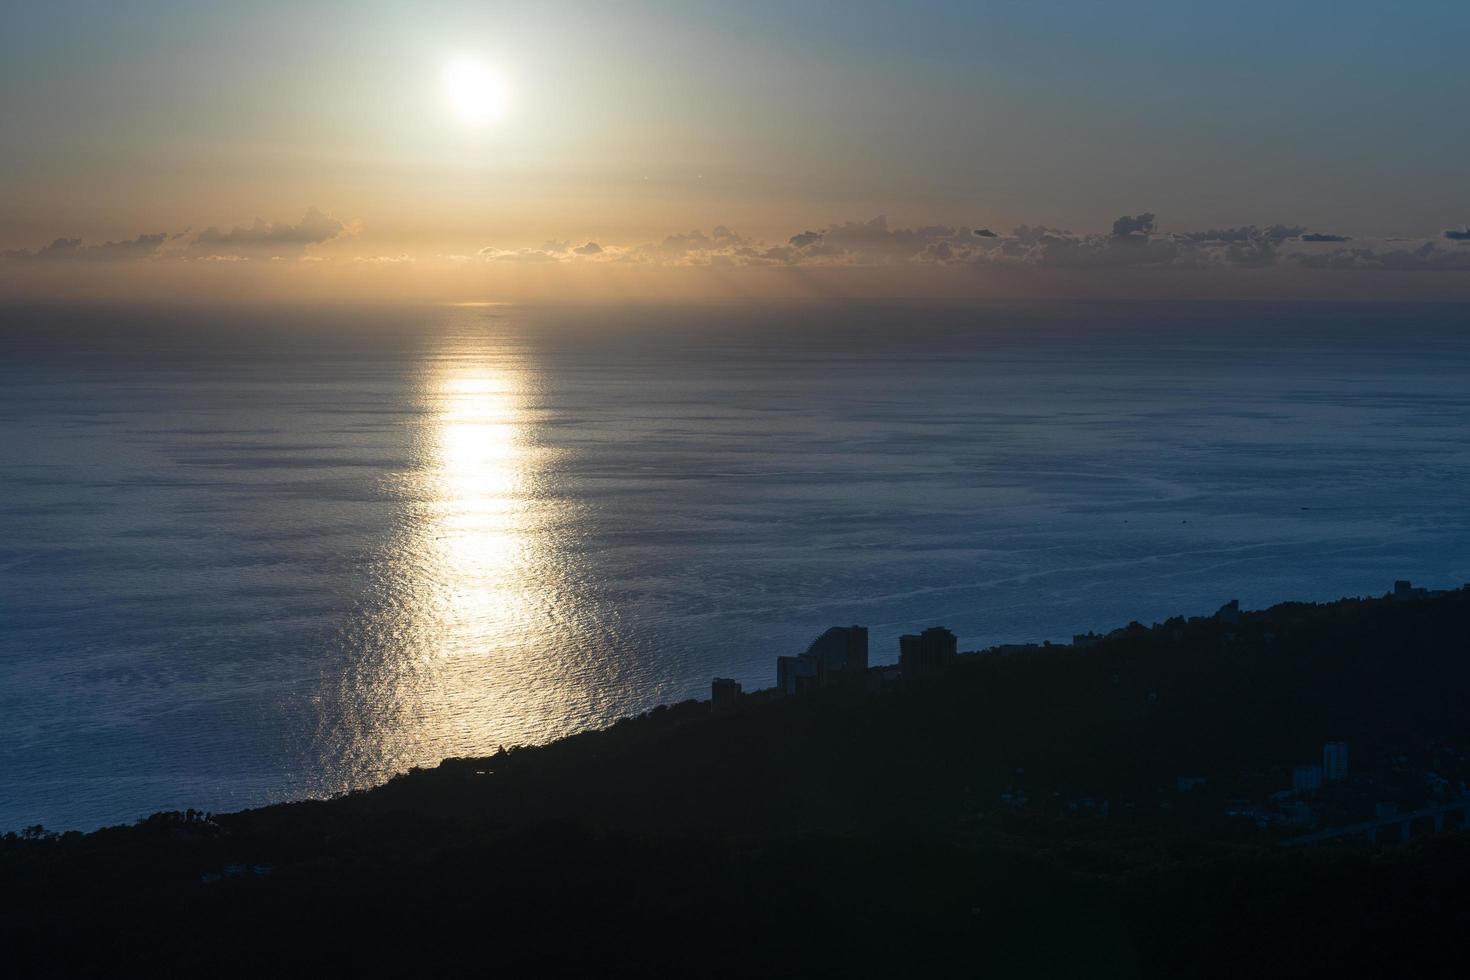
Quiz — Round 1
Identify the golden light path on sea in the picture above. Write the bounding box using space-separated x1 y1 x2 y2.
310 321 622 797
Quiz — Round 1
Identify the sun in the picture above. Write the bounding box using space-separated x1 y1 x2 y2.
442 58 510 126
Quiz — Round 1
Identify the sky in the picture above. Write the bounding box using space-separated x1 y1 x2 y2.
3 0 1470 302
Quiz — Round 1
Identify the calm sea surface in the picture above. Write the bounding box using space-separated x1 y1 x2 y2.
3 301 1469 830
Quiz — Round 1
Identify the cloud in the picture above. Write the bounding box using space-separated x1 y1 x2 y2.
1219 237 1280 268
656 230 713 256
351 253 414 265
596 226 760 266
654 227 748 257
1009 224 1071 245
1111 212 1156 238
1293 241 1470 271
854 213 1470 275
921 241 957 262
2 237 79 260
2 232 170 262
192 208 352 252
516 211 1470 281
728 216 982 266
1028 227 1189 269
11 211 1470 298
819 216 960 260
476 240 622 262
1182 225 1304 244
477 246 562 263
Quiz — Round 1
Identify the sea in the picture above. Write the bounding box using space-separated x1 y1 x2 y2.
3 300 1469 831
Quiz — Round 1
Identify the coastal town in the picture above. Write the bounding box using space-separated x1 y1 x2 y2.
711 579 1466 846
10 579 1470 977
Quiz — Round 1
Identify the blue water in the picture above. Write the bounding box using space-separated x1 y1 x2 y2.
3 300 1469 830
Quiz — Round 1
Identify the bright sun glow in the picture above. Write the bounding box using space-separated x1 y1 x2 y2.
442 58 510 126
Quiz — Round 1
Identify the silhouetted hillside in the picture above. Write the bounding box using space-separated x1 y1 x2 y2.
7 587 1470 977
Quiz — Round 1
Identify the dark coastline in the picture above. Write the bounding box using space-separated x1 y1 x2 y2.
7 586 1470 977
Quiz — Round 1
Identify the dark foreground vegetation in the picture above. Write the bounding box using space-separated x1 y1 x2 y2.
7 588 1470 977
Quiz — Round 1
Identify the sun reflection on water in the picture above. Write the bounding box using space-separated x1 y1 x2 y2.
312 325 618 796
435 372 532 632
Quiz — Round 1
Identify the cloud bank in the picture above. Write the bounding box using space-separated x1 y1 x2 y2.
2 208 355 266
455 212 1456 277
2 232 172 262
192 208 352 253
6 208 1470 301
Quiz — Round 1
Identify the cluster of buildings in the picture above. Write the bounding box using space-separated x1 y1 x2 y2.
1391 579 1445 601
1292 740 1350 794
722 579 1446 705
1232 737 1470 842
1211 741 1351 831
899 627 959 679
710 677 743 712
710 623 961 705
777 625 871 694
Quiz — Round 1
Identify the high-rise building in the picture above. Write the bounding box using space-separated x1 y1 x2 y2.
777 655 820 696
804 625 869 684
1324 741 1349 782
1293 764 1324 794
1391 580 1434 600
776 626 870 695
711 677 742 711
899 626 958 679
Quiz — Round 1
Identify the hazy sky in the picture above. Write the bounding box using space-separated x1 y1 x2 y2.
4 0 1470 300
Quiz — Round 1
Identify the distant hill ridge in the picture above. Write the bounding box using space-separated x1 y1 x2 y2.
6 583 1470 977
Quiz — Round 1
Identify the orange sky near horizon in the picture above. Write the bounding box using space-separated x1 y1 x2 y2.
4 1 1470 302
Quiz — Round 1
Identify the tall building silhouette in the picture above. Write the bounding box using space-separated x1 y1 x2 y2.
806 625 868 681
899 627 957 679
777 625 869 694
1324 741 1349 782
711 677 742 711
